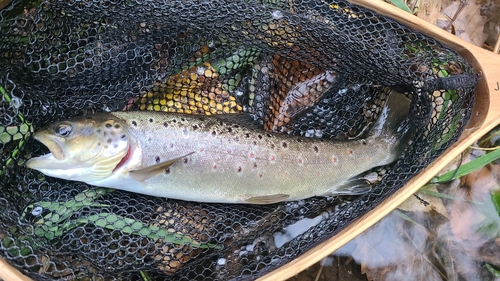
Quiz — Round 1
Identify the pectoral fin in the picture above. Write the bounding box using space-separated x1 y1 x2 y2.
244 194 289 204
129 152 194 182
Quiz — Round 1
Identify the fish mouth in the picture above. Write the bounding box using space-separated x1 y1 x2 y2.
26 133 66 169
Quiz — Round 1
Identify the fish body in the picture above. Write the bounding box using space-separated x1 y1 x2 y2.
27 93 410 204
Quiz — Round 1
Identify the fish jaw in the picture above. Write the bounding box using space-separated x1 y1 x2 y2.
26 130 71 170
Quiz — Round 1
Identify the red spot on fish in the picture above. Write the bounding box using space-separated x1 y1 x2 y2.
348 150 353 155
113 145 132 172
376 145 381 150
269 155 276 161
332 157 337 163
199 147 204 152
249 152 255 158
259 174 263 178
283 172 288 176
297 158 303 164
169 143 174 148
253 163 258 168
212 164 217 169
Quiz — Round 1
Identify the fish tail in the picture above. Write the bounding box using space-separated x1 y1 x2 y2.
370 90 411 140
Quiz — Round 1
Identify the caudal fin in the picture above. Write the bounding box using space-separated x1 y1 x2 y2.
369 90 411 139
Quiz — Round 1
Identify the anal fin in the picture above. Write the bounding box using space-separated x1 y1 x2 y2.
244 194 289 204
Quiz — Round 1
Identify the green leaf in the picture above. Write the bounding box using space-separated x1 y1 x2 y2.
394 209 424 227
80 213 221 249
388 0 411 13
429 148 500 184
492 190 500 216
485 263 500 277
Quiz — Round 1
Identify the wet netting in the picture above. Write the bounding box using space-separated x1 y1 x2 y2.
0 0 480 280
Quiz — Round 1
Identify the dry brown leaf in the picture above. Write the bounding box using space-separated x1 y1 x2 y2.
449 164 499 243
416 0 442 25
397 186 449 218
439 0 488 46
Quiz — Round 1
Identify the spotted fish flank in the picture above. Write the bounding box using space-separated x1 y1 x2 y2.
27 92 411 204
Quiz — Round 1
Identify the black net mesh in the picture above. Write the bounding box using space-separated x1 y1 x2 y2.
0 0 479 280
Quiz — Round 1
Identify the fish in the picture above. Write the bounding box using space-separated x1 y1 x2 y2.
26 92 411 204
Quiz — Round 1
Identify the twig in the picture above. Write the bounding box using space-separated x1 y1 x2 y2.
444 0 467 31
493 34 500 54
314 264 324 281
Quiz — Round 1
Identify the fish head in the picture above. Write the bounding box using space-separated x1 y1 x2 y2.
26 114 131 183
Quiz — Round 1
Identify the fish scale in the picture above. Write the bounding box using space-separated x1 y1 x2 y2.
27 92 411 204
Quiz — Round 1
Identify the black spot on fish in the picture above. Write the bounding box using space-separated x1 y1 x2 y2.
282 142 287 148
105 123 112 128
105 145 109 149
165 168 170 174
121 134 126 139
181 117 186 122
97 142 101 146
266 133 272 138
258 134 262 140
155 156 160 163
227 127 232 133
183 158 188 164
253 163 257 168
149 118 153 123
233 124 239 129
86 116 93 119
96 129 101 133
192 125 199 130
296 138 302 143
314 146 319 153
362 140 367 145
252 141 257 145
211 131 217 136
163 122 168 128
237 166 242 173
270 144 275 149
172 119 177 123
114 124 120 129
107 139 112 144
245 133 250 138
132 121 137 127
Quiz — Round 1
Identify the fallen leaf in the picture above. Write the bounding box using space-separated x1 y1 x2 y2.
438 0 488 46
416 0 442 25
398 186 449 218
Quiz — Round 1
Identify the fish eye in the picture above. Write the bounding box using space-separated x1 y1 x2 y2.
55 123 72 137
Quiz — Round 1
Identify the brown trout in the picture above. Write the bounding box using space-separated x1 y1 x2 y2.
27 92 410 204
